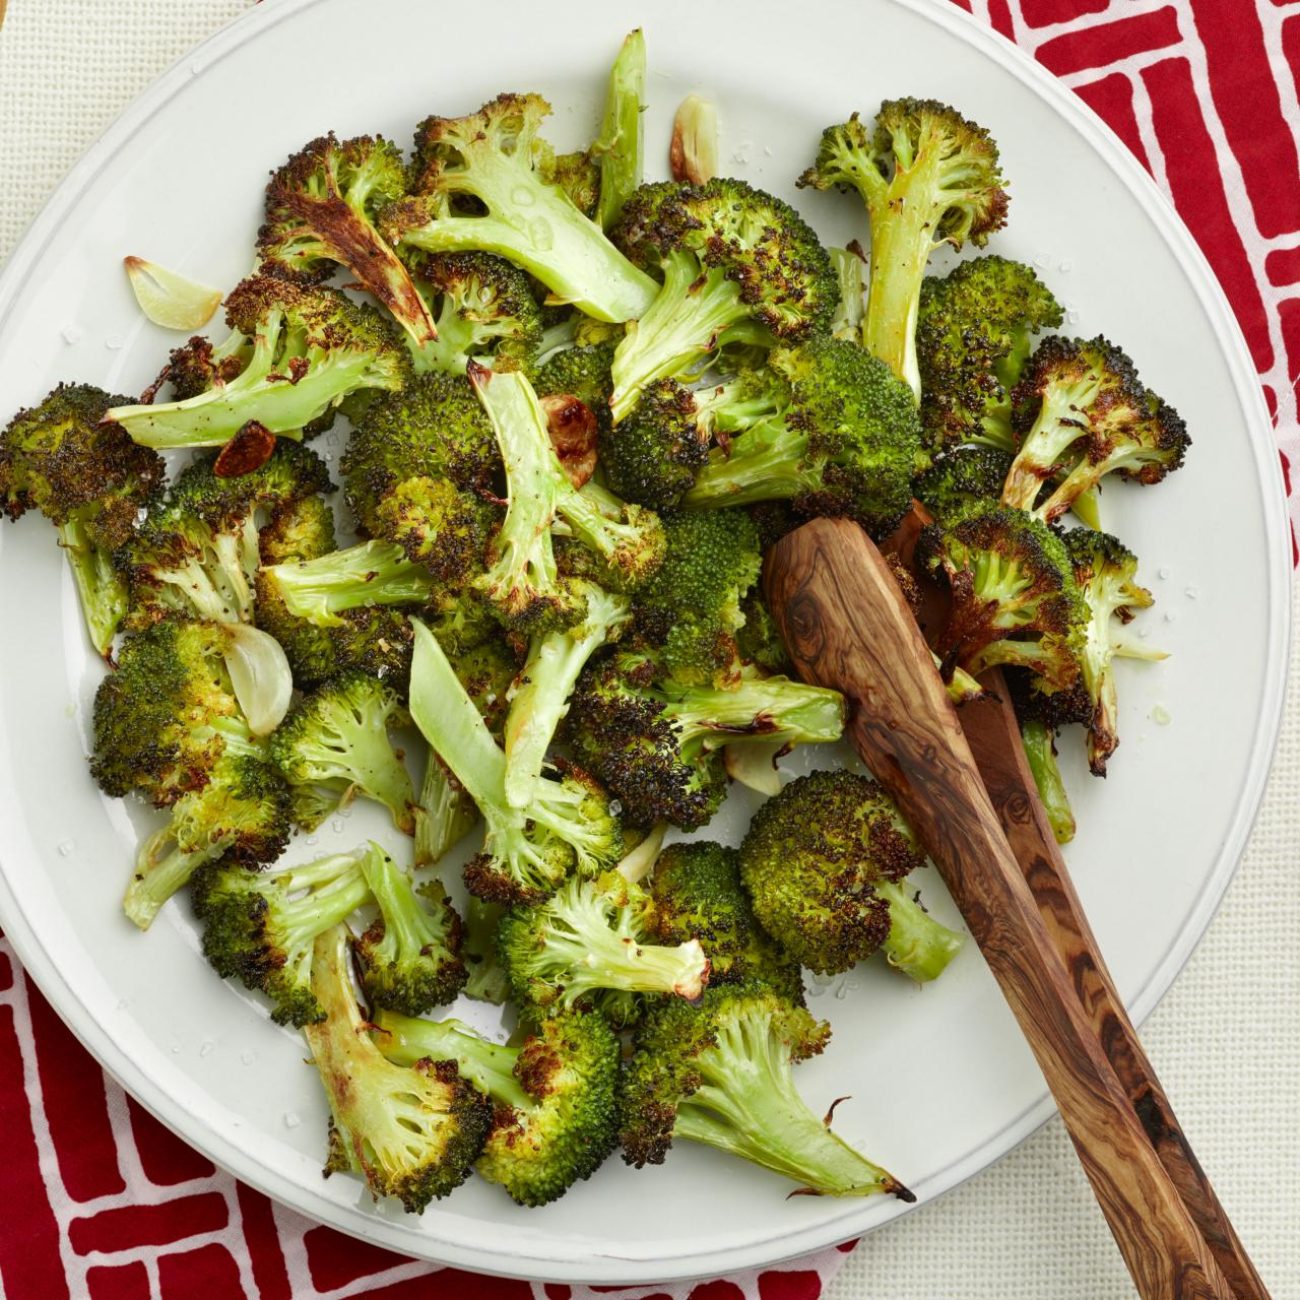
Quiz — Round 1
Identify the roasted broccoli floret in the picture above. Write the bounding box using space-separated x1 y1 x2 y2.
683 337 922 538
257 133 438 349
1003 336 1190 524
409 618 624 904
567 654 845 831
649 841 803 1000
91 618 260 804
402 250 542 374
608 178 837 420
384 93 657 323
621 980 914 1199
633 508 762 688
0 383 164 654
106 275 409 448
1062 529 1165 776
918 501 1087 692
914 444 1013 521
1018 718 1076 845
375 1007 619 1207
123 753 290 930
119 442 331 629
916 256 1063 454
734 588 792 675
498 870 709 1020
262 538 438 626
353 843 466 1014
599 377 710 510
304 926 490 1211
270 671 416 833
194 847 371 1024
799 100 1009 397
740 770 963 981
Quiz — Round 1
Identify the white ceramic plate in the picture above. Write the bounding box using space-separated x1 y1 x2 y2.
0 0 1289 1285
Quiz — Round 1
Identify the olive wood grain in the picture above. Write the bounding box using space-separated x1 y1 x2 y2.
766 517 1233 1300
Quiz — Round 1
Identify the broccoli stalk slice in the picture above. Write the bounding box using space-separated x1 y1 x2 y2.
57 518 128 657
503 587 631 808
1001 375 1102 512
414 748 479 867
123 818 234 931
106 314 395 450
610 252 750 423
594 29 647 230
874 879 964 982
304 926 488 1211
266 539 437 627
670 1005 909 1198
1020 720 1076 845
683 419 815 509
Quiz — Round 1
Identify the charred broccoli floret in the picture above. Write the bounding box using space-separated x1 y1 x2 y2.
270 671 415 833
1003 336 1190 524
683 337 922 538
304 926 490 1211
599 377 710 510
257 133 438 349
0 383 164 654
567 654 845 830
497 870 709 1020
106 275 408 448
193 847 372 1025
799 100 1009 397
621 980 914 1199
918 501 1087 691
914 444 1013 521
384 93 657 323
353 844 466 1014
375 1007 619 1207
649 841 803 1000
608 178 837 420
916 256 1063 454
409 618 624 905
740 770 963 981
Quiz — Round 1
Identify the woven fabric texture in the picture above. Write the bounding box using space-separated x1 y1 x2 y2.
0 2 1297 1298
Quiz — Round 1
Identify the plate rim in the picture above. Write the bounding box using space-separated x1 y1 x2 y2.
0 0 1290 1284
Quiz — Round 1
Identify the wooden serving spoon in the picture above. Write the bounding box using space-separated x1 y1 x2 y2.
766 516 1238 1300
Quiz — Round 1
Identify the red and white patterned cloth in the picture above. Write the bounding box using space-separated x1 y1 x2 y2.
2 1 1297 1297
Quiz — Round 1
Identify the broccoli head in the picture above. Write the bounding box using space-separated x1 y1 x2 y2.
599 377 710 510
914 444 1013 521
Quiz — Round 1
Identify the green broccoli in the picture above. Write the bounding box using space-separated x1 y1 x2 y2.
262 539 438 626
353 844 466 1014
374 1007 619 1207
461 897 510 1003
1018 718 1076 845
193 847 372 1026
257 133 438 349
270 671 416 833
621 980 914 1199
0 383 164 654
734 587 793 675
408 617 624 904
497 870 709 1021
608 178 837 420
913 445 1013 521
304 926 491 1211
1003 336 1190 524
384 93 657 323
916 256 1063 454
683 337 922 538
593 29 646 230
799 100 1009 397
599 377 710 510
740 770 963 981
105 275 409 448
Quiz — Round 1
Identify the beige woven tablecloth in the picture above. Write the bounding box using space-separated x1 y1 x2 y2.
2 4 1296 1296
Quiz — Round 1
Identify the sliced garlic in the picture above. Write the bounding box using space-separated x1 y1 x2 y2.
616 822 668 885
723 740 786 797
222 624 293 738
669 95 719 186
124 256 221 330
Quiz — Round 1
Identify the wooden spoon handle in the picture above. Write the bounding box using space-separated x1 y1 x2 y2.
961 673 1271 1300
766 517 1232 1300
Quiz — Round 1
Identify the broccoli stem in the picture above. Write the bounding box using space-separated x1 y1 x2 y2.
1019 720 1076 845
503 588 630 809
414 749 478 866
1070 486 1102 531
668 676 845 757
672 1011 909 1197
275 856 374 963
683 420 813 509
267 540 436 627
124 822 232 931
358 846 432 956
874 879 963 982
610 255 746 422
57 519 127 657
374 1011 531 1112
594 29 646 231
